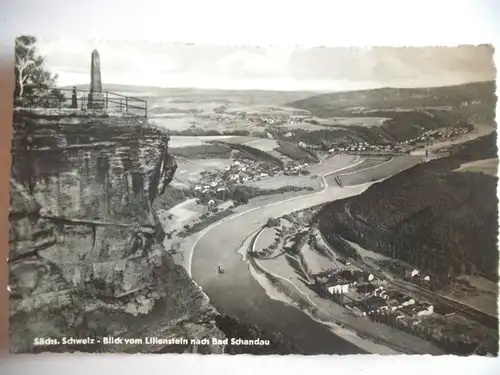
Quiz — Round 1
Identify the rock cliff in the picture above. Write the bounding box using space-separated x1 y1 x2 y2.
8 109 225 353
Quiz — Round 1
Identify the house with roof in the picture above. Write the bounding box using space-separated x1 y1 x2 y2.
401 296 416 307
399 305 417 316
354 270 375 283
398 302 434 317
405 268 420 280
364 297 390 314
355 283 377 296
314 268 376 298
373 286 389 299
327 283 350 295
337 269 357 282
313 270 353 295
415 303 434 316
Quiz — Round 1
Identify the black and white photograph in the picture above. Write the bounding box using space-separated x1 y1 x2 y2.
8 37 498 356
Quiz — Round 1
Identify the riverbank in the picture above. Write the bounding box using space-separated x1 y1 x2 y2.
239 229 399 354
159 153 442 354
246 227 444 355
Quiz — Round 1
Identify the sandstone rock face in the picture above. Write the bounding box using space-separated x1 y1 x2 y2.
9 109 224 353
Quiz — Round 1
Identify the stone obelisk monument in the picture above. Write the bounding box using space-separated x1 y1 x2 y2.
87 49 104 109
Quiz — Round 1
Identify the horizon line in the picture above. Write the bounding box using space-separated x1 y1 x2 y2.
57 79 495 93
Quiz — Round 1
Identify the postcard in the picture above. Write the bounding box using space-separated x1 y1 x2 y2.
8 37 498 355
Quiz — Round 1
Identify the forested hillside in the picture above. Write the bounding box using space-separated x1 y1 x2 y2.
288 81 496 123
317 132 498 286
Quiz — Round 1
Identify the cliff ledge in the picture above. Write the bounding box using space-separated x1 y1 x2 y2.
9 109 225 353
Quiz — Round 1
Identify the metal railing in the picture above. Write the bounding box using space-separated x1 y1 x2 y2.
18 88 148 117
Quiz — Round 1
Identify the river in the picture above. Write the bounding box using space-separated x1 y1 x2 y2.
185 122 491 355
190 155 378 354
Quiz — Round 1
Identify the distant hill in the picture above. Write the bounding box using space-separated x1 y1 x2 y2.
316 132 499 286
59 83 165 94
287 81 496 122
60 84 316 103
283 81 497 145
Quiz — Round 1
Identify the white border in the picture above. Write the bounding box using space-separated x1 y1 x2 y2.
1 0 499 374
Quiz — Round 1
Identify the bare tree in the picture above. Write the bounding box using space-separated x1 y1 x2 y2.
15 35 39 98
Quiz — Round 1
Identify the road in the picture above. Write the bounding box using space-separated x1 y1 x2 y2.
389 279 498 330
417 123 494 153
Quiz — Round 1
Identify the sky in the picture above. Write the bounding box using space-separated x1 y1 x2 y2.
36 39 496 91
2 0 497 92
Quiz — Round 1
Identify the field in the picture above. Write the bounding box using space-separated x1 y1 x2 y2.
214 140 284 166
169 135 236 147
338 155 422 186
300 241 338 274
455 158 498 177
244 139 279 152
324 157 391 186
216 136 266 145
310 116 390 127
152 115 216 132
224 105 311 116
169 144 232 159
254 228 278 252
130 87 317 134
174 158 232 185
307 154 361 175
167 198 202 223
152 113 258 134
276 121 331 131
157 197 206 236
440 276 498 317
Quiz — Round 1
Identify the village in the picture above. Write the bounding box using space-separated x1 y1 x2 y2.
250 212 496 356
189 153 311 205
308 252 494 355
307 126 472 155
188 109 472 160
312 266 434 319
252 213 437 323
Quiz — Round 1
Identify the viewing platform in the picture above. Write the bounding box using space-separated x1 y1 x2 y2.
16 88 148 118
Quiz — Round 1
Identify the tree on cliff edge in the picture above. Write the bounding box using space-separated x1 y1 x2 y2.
14 35 62 105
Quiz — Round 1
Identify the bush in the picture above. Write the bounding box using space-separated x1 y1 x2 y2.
232 188 250 204
266 217 280 228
